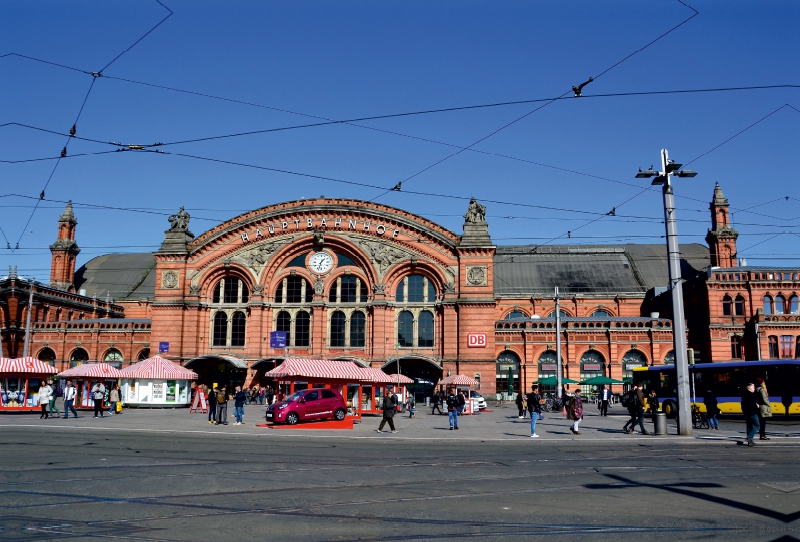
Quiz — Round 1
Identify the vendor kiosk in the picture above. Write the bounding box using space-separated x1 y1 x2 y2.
0 357 57 411
57 363 122 410
439 374 480 415
120 355 197 407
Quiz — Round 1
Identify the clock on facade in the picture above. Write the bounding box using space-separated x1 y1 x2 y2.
308 251 334 274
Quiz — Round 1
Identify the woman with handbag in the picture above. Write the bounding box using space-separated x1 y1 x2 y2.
567 389 584 435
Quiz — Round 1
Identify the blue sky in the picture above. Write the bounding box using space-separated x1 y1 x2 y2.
1 0 798 282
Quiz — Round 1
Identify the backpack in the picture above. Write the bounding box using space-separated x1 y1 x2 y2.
446 394 458 410
54 385 64 398
626 390 641 410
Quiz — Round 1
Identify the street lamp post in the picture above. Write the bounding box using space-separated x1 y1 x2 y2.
636 149 697 436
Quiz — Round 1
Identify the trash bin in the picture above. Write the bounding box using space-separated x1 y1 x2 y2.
653 411 667 435
425 397 430 407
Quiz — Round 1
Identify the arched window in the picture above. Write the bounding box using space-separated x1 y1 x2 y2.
104 349 123 362
330 311 346 347
496 351 520 396
418 311 434 347
213 278 249 304
775 296 785 314
231 311 246 347
549 310 569 318
731 335 743 359
722 295 732 316
504 311 527 320
397 311 414 347
580 350 605 393
537 350 559 383
38 347 56 364
768 336 779 359
276 311 292 346
622 350 647 381
396 275 436 303
70 348 89 362
275 276 313 303
213 312 228 346
734 295 745 316
295 311 310 347
592 310 611 317
350 312 366 348
664 350 675 364
790 295 799 315
763 296 773 315
329 275 368 303
137 348 150 361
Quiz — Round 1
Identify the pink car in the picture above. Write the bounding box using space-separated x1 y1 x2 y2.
266 388 348 425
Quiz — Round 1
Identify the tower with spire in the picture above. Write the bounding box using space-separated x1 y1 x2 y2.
705 183 739 268
49 201 80 291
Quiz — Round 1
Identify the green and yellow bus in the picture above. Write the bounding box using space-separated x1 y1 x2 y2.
632 360 800 417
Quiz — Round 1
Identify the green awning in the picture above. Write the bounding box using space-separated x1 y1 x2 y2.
580 375 625 385
534 376 579 386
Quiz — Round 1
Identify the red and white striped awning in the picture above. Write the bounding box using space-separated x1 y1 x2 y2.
58 363 123 379
120 356 197 380
439 374 478 387
359 367 413 384
0 357 57 374
264 358 367 381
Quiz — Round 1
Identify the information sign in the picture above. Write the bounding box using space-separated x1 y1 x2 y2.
270 331 287 348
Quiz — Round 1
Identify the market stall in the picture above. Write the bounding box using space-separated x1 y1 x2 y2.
439 374 480 414
357 368 413 415
0 357 57 411
58 363 123 410
120 356 197 407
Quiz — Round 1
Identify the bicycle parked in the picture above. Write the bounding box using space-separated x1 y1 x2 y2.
691 404 710 430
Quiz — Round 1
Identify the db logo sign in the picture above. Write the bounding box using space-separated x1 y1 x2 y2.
467 333 487 348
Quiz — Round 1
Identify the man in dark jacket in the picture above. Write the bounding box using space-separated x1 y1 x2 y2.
233 386 246 425
526 384 543 438
216 386 229 425
599 385 611 417
207 386 218 424
377 386 398 433
446 391 459 430
704 388 719 430
741 383 761 447
431 390 443 414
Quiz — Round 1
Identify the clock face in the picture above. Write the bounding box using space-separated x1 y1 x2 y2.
309 252 333 274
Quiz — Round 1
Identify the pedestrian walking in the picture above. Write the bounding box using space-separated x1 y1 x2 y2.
207 386 218 424
62 380 78 418
109 385 120 415
407 393 416 418
567 389 584 435
625 384 649 434
377 386 398 433
515 392 525 418
216 386 229 425
703 388 720 430
431 391 442 414
526 384 543 438
755 378 772 441
38 380 52 419
741 383 761 447
599 385 611 416
647 389 659 413
446 390 459 430
91 381 106 418
233 386 246 425
457 390 466 415
48 379 62 416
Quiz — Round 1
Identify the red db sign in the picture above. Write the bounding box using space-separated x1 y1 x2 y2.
467 333 487 348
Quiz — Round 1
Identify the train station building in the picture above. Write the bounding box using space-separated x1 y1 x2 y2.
3 184 796 396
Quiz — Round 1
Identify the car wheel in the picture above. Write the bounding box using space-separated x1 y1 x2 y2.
334 408 346 421
285 412 299 425
662 400 677 419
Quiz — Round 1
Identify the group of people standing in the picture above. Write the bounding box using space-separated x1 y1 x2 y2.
36 379 120 419
741 378 772 446
199 385 277 426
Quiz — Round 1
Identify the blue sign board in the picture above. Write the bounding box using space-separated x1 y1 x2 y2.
158 341 169 353
269 331 287 349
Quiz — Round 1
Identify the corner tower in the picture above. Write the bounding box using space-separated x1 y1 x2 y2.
49 201 80 291
705 183 738 267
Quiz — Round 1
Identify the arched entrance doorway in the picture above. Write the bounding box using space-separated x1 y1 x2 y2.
381 357 443 401
185 355 248 390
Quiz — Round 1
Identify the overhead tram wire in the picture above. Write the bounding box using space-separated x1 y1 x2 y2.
368 0 701 202
6 0 174 252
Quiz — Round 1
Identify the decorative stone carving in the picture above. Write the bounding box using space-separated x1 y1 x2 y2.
168 207 191 231
314 278 325 296
252 285 264 295
161 270 179 289
444 281 456 294
189 284 201 296
373 283 386 295
359 240 407 275
239 240 288 272
466 266 487 286
464 197 487 224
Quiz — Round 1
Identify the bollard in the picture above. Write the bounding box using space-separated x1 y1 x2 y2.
653 412 667 435
425 397 430 407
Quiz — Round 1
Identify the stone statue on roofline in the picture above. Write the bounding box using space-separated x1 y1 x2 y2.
464 197 486 224
168 206 191 231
